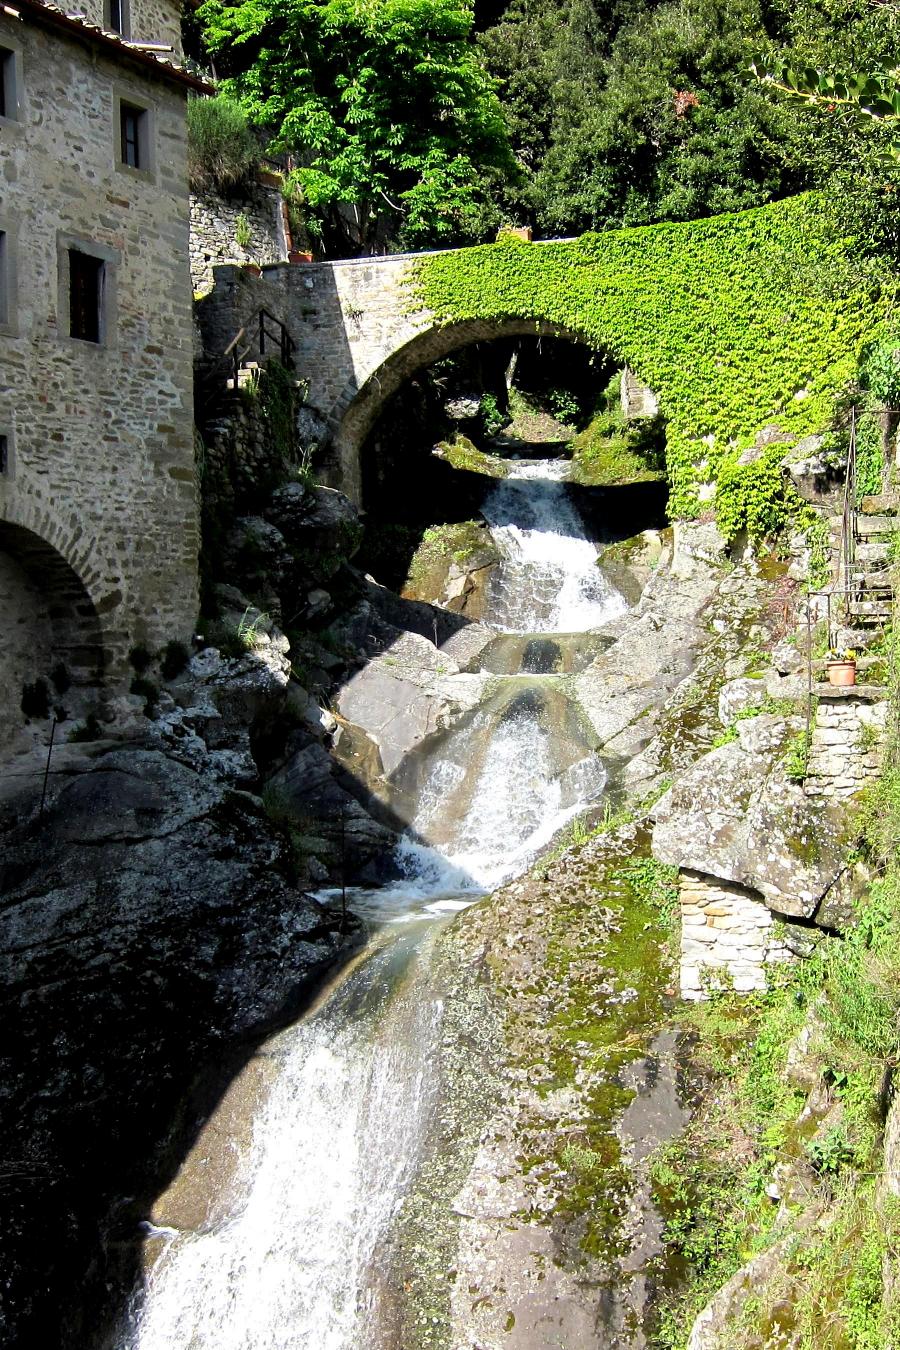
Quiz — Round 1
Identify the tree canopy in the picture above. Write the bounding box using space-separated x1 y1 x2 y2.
195 0 900 258
198 0 516 253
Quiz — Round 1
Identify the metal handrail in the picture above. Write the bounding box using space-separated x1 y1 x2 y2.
199 308 296 406
838 405 857 616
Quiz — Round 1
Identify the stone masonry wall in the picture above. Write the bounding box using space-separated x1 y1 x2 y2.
805 693 887 801
0 12 198 732
679 870 791 1000
195 256 573 502
190 182 288 293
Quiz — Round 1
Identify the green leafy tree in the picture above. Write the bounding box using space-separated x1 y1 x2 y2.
480 0 806 236
198 0 517 253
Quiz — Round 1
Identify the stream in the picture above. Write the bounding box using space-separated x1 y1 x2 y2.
122 459 628 1349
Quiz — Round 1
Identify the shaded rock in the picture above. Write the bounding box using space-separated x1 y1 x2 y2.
224 516 293 596
597 528 669 606
0 746 347 1348
267 740 398 870
781 435 840 507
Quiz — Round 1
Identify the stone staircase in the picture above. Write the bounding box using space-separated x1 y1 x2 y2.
847 495 899 630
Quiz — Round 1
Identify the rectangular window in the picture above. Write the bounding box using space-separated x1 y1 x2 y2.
120 103 142 168
106 0 129 37
0 434 8 476
69 250 104 344
0 46 16 121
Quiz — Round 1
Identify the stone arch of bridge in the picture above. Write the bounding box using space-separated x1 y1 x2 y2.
328 316 602 504
0 509 108 745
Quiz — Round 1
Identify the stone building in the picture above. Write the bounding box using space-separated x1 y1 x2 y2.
0 0 207 745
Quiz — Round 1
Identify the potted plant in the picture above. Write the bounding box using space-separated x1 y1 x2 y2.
826 648 857 687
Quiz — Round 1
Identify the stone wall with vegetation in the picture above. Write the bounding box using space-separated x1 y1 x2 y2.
190 180 289 293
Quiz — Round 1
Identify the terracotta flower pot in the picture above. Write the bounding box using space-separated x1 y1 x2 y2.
288 249 314 263
827 661 857 687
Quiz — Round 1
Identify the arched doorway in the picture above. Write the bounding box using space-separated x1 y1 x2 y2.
0 521 105 748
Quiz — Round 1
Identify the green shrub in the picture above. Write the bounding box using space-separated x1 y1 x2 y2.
187 95 258 193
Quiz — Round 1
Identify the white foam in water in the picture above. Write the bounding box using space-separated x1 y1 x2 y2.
482 459 628 633
125 454 619 1350
125 952 443 1350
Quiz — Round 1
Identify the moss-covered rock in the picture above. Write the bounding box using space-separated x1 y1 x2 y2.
432 435 510 479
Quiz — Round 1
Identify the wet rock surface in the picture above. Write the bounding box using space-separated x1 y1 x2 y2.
0 742 350 1349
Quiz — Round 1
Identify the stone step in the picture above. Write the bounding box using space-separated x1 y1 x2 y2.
860 493 900 516
856 515 900 537
849 572 894 592
857 541 891 562
847 601 892 620
814 683 888 701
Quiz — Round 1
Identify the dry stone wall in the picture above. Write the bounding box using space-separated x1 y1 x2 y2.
679 870 791 999
805 692 887 800
190 182 288 293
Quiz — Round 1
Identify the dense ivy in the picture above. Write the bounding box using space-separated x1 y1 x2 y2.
411 194 887 519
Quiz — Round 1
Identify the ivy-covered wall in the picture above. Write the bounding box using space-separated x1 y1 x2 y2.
411 194 886 518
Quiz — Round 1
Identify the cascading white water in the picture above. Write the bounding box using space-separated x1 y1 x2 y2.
124 932 443 1350
482 458 627 633
396 701 607 892
125 453 624 1350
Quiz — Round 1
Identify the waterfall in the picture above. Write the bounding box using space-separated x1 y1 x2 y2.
124 454 623 1349
481 459 627 633
123 932 443 1350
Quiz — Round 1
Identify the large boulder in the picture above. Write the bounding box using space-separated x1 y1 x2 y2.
336 631 486 777
652 714 852 918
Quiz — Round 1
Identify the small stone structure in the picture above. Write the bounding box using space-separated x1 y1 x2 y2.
190 179 290 293
679 870 790 1000
620 365 659 421
805 690 887 800
0 0 204 742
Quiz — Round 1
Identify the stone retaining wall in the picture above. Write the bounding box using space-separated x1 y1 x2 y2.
805 693 887 800
190 182 288 293
679 870 791 1000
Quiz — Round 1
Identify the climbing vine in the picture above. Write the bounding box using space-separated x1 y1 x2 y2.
411 194 888 523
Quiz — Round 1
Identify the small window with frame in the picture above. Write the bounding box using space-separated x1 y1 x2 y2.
69 250 105 344
116 96 152 175
0 45 19 122
105 0 130 37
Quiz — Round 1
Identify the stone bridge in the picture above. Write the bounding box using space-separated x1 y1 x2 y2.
196 247 589 504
